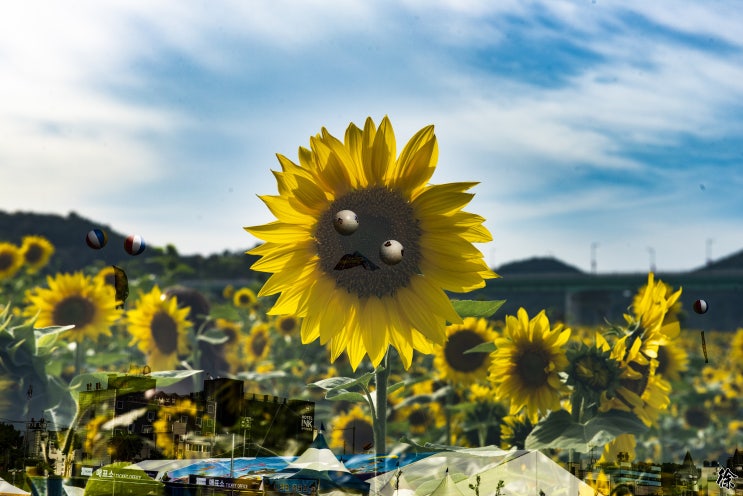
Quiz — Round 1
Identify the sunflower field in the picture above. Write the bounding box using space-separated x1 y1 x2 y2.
1 117 742 475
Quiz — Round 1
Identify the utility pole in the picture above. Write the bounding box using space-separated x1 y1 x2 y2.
647 247 656 272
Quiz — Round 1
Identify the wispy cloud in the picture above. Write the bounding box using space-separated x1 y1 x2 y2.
1 1 741 271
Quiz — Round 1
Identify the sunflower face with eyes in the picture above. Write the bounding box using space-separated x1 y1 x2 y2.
246 116 496 369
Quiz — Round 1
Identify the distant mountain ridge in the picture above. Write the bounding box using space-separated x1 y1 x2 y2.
495 256 583 275
0 210 260 280
1 210 741 277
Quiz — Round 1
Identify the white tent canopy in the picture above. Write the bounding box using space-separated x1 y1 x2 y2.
369 447 596 496
375 470 416 496
454 449 596 496
0 478 30 496
284 433 350 473
427 472 466 496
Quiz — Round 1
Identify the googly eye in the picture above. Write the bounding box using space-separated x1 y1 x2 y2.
379 239 404 265
333 210 359 235
693 299 708 314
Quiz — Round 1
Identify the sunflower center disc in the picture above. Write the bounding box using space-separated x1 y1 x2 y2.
516 348 550 388
151 311 179 355
345 418 374 450
576 355 610 389
251 333 268 357
25 245 43 264
280 317 296 333
316 187 421 298
0 253 13 271
409 408 430 427
54 295 96 328
445 330 487 372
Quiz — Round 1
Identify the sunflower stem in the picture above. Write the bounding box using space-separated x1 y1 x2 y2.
373 352 390 454
569 390 585 470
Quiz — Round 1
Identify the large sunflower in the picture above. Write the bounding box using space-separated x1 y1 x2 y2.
565 332 622 403
627 272 682 342
24 272 120 342
0 242 23 280
598 334 671 427
489 308 571 422
20 235 55 273
126 286 192 370
245 117 496 370
434 317 497 385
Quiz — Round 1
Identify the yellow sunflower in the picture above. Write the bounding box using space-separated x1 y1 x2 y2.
330 404 375 454
233 287 257 308
397 400 446 436
275 314 300 337
730 328 743 364
655 342 688 382
565 332 622 401
20 235 55 273
245 322 272 364
83 414 112 458
0 242 23 280
500 413 534 450
222 284 235 300
627 272 682 343
126 286 192 370
598 334 671 427
94 266 117 287
598 433 636 464
213 317 245 373
153 399 198 458
245 116 496 370
489 308 571 422
585 470 611 496
24 272 120 342
434 317 497 385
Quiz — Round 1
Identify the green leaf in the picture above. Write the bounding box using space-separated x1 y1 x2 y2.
309 370 377 392
464 341 496 354
237 370 287 381
324 390 368 403
387 380 406 396
451 300 506 319
34 325 75 349
525 409 647 452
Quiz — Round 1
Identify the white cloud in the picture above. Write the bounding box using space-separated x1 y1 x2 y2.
1 1 741 273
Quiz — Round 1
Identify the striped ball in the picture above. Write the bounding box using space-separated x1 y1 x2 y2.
86 229 108 249
124 234 146 256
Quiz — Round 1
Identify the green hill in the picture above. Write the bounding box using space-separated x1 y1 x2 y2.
0 210 262 282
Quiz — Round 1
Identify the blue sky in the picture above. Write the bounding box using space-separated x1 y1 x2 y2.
2 1 742 273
